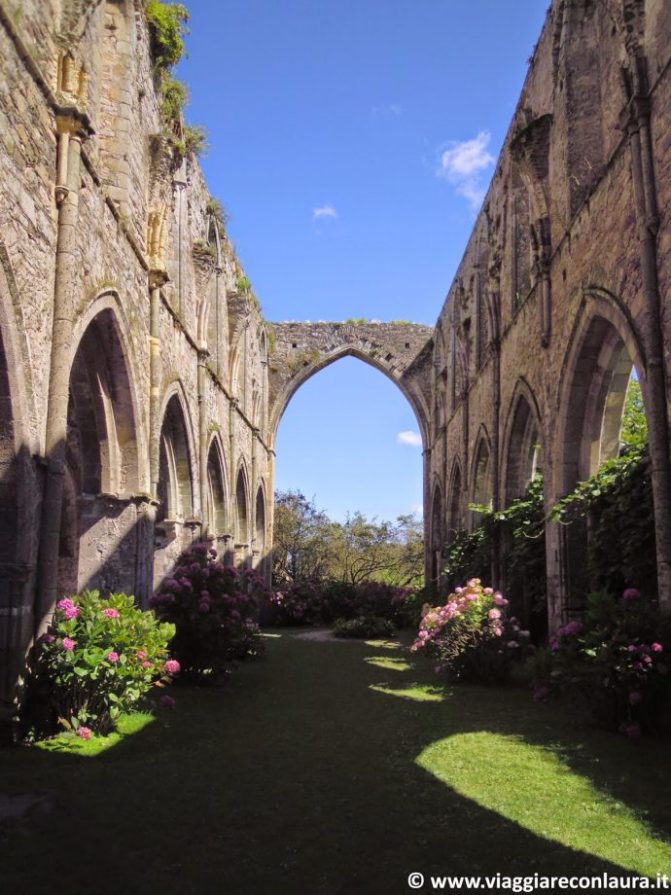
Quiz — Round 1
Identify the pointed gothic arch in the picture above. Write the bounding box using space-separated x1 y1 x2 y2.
234 462 250 554
254 482 267 573
446 459 464 543
471 428 493 512
58 305 142 596
157 391 195 524
502 380 543 504
205 436 228 538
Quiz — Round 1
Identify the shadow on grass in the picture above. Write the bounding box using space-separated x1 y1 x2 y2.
1 631 670 895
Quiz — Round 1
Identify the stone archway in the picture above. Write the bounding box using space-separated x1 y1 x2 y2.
266 322 433 444
60 308 141 597
266 320 433 577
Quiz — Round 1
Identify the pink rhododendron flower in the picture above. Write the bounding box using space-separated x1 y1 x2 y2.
142 661 152 669
107 651 120 663
198 601 210 614
164 659 180 675
102 608 120 619
62 637 75 651
39 633 55 645
136 650 147 660
627 644 638 653
57 598 80 620
488 609 501 620
77 726 92 741
159 694 176 710
484 587 493 596
558 620 582 638
622 588 641 601
651 642 663 653
494 593 508 607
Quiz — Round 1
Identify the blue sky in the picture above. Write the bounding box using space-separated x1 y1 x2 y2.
178 1 548 522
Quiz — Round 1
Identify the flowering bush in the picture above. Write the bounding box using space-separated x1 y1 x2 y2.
536 589 671 736
269 579 415 628
269 581 324 625
150 542 265 680
412 579 530 683
25 591 177 736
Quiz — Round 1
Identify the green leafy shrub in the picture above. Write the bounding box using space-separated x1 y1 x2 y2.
151 542 265 681
25 592 176 737
160 76 187 123
551 443 656 598
535 589 671 737
144 1 189 71
412 579 530 683
333 617 396 639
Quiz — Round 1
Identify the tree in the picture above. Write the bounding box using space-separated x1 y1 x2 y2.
272 492 425 588
272 491 334 584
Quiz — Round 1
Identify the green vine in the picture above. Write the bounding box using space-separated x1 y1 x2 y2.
443 476 547 635
552 443 655 597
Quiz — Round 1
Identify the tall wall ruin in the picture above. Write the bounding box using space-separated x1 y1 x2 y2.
1 0 671 730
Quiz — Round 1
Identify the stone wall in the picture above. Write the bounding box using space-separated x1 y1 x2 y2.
426 0 671 630
0 0 273 731
2 0 671 731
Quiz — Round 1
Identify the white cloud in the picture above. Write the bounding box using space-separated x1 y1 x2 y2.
313 204 338 221
437 130 495 210
371 103 402 119
397 430 422 447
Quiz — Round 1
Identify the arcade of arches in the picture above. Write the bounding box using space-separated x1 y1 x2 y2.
2 0 671 729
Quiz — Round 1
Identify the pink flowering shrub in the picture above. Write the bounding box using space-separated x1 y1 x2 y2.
25 591 177 737
537 589 671 736
412 579 530 683
269 579 414 628
150 542 265 680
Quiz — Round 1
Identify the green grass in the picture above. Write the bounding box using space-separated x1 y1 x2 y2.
1 631 670 894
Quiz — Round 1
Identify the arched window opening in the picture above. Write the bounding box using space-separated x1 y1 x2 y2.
58 307 140 596
430 485 444 591
235 467 249 550
562 316 641 489
205 441 227 537
472 437 492 511
505 391 542 504
254 485 266 572
446 463 463 543
157 395 193 523
560 312 646 614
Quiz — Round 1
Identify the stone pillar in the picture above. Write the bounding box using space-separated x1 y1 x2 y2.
36 110 90 633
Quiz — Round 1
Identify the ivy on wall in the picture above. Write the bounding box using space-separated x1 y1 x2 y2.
443 379 656 630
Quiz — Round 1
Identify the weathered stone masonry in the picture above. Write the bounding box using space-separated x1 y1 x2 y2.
1 0 671 728
426 0 671 630
0 0 277 728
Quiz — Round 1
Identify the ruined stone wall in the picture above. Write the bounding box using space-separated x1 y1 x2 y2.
0 0 273 726
428 0 671 629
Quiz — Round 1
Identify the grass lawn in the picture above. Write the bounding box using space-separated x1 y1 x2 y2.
1 630 670 894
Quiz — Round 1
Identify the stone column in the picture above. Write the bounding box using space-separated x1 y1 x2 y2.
36 110 90 632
